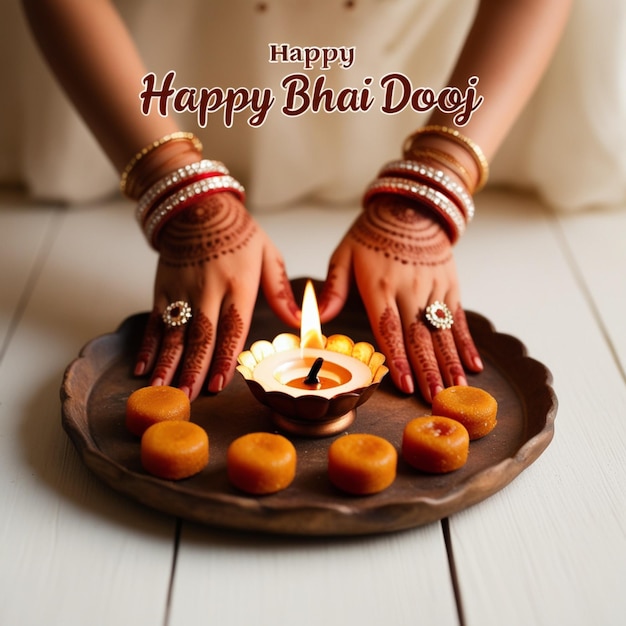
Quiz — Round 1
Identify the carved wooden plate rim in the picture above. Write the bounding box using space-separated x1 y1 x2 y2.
61 279 557 536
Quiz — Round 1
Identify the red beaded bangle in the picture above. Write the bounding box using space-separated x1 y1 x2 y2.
363 177 465 244
378 160 474 223
135 160 230 226
144 175 246 250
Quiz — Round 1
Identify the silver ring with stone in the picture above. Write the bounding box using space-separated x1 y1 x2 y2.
425 301 454 330
162 300 192 328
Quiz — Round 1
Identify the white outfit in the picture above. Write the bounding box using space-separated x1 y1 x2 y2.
3 0 625 212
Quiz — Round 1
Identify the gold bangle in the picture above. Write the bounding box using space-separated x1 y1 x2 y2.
403 125 489 192
402 146 475 192
119 132 203 196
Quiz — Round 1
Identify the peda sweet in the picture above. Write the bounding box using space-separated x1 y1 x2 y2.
432 385 498 440
402 416 470 473
125 385 190 437
227 432 297 495
327 433 397 495
141 420 209 480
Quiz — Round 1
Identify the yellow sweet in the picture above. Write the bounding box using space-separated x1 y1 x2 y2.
141 420 209 480
432 385 498 440
227 432 297 495
327 433 397 495
125 385 190 436
402 416 469 473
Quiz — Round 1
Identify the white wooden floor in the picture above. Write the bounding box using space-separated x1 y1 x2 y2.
0 188 624 626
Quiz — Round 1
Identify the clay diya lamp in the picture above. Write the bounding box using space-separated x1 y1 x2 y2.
237 280 388 437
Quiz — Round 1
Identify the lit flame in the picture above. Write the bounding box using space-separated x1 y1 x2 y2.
300 280 325 350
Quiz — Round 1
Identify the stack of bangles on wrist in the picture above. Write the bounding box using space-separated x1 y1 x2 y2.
119 133 245 250
403 125 489 194
120 131 204 197
363 126 488 244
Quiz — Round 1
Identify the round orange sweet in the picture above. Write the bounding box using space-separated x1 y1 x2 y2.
227 432 297 495
125 385 190 437
141 420 209 480
432 385 498 440
402 416 470 473
328 433 397 495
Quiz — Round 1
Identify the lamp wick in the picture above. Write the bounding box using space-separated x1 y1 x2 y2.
304 357 324 385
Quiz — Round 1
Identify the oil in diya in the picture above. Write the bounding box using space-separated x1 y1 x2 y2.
236 280 388 437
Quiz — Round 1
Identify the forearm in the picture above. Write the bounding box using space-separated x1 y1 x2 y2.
21 0 182 173
421 0 572 182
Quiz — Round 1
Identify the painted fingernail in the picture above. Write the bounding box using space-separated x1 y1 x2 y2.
401 374 414 394
474 355 484 370
208 374 225 393
455 375 467 387
151 377 164 387
179 385 191 399
430 384 444 400
134 360 147 376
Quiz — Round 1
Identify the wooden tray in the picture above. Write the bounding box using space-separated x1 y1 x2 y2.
61 279 557 536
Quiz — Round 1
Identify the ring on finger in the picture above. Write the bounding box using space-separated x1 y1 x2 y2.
162 300 192 328
425 301 454 330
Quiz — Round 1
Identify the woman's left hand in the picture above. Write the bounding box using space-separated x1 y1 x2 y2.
318 194 483 403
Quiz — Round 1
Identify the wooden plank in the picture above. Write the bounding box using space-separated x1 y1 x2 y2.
448 191 626 626
0 197 58 350
0 199 176 626
555 207 626 378
169 523 459 626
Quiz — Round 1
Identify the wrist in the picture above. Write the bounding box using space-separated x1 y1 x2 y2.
403 126 489 193
120 132 204 200
362 156 475 245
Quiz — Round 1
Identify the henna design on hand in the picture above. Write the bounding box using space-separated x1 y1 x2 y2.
274 260 300 318
318 262 342 314
350 196 452 266
432 328 466 386
151 326 186 384
451 304 483 371
135 307 163 375
452 305 471 343
408 316 443 397
158 193 257 267
378 305 412 379
210 303 245 386
178 310 214 392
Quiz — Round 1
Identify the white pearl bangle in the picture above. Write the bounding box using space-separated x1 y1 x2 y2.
379 160 474 223
363 177 466 243
144 175 245 249
135 159 230 225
